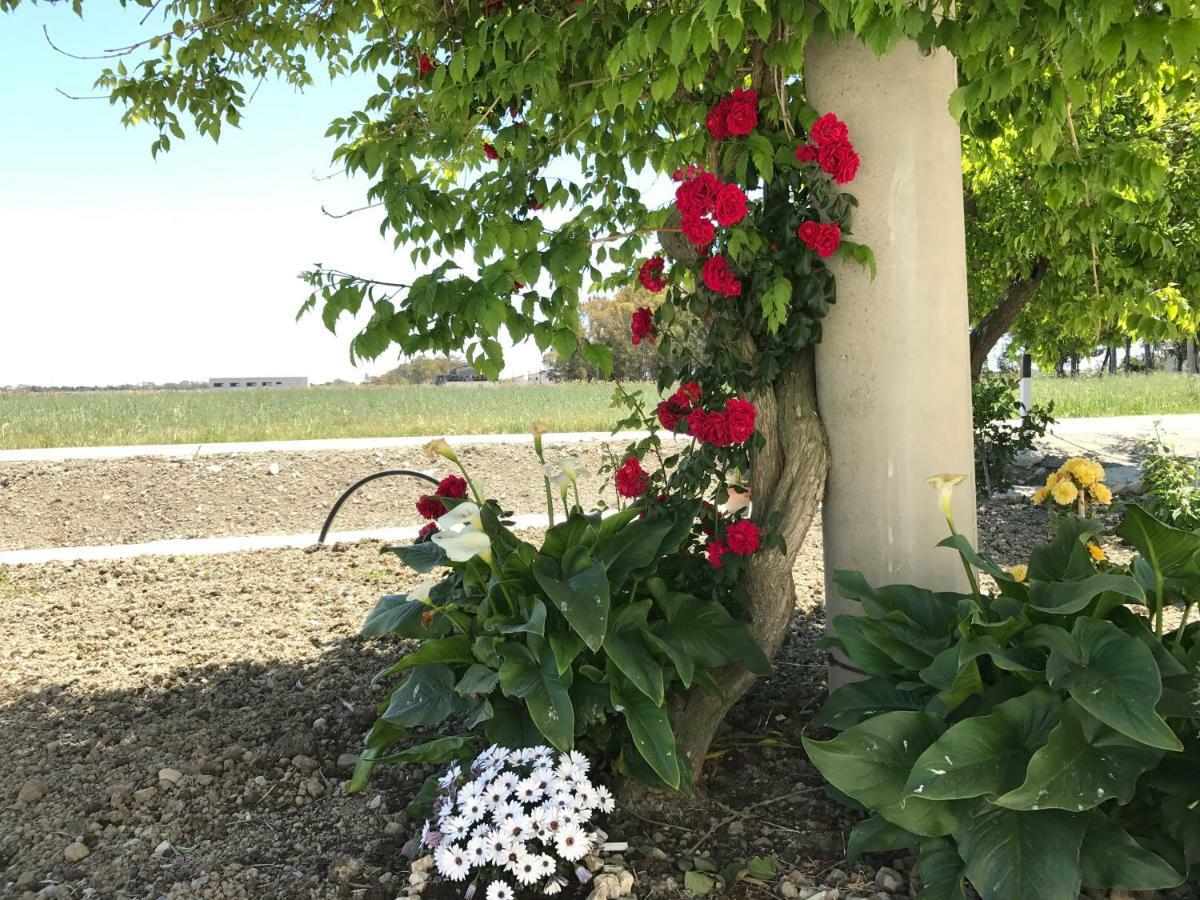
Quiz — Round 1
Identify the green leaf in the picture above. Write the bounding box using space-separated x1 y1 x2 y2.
913 837 967 900
903 686 1059 801
612 674 680 789
348 719 406 793
1027 516 1100 582
1078 814 1185 891
1116 503 1200 577
1046 618 1182 751
604 601 665 704
683 871 715 895
381 665 465 728
812 678 930 730
382 635 473 676
532 555 611 652
499 644 575 751
455 664 500 697
369 735 473 767
846 815 918 863
647 580 770 683
1027 573 1145 615
957 807 1086 900
361 593 452 638
995 700 1162 811
593 516 675 589
385 540 449 574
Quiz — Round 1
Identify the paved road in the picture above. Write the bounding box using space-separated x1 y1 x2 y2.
1036 413 1200 464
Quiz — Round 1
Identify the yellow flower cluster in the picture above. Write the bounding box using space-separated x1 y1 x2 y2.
1031 457 1112 508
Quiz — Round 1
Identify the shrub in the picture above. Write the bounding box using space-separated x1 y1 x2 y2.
1141 427 1200 531
971 374 1054 497
806 489 1200 899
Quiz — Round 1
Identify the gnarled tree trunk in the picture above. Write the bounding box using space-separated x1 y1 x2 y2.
674 345 829 784
969 257 1050 380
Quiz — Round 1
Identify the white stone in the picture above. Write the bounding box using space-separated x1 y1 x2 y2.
157 768 183 786
1014 449 1046 468
63 841 90 863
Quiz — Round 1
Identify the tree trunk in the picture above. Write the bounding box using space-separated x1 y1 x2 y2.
1144 342 1154 371
968 257 1050 381
1124 338 1133 371
673 345 828 784
1070 352 1079 376
1188 339 1197 374
1107 345 1117 375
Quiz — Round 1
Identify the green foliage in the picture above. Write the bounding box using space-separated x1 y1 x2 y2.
1141 426 1200 531
971 374 1054 497
807 507 1200 899
357 497 768 791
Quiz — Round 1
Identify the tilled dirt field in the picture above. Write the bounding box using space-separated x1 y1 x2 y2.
0 440 640 550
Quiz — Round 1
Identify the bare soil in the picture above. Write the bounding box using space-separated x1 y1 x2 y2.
0 441 628 550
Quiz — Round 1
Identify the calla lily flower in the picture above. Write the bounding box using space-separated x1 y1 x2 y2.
408 579 436 602
432 527 492 563
424 438 458 462
437 501 483 532
542 457 588 482
549 471 571 502
926 473 966 528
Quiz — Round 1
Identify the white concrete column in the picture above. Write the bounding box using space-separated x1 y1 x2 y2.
805 37 978 685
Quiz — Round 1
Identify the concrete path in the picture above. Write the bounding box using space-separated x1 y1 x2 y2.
0 512 553 566
1036 413 1200 465
0 431 675 464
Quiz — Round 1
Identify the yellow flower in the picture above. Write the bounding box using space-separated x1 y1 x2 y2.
1063 457 1105 487
1087 541 1106 563
926 473 966 526
424 438 458 462
1090 482 1113 505
1005 564 1029 583
1031 487 1049 505
1051 479 1079 506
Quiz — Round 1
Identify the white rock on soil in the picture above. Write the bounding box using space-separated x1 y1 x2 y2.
17 778 49 805
63 841 90 863
157 768 183 786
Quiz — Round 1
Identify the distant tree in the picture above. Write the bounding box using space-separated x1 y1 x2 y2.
378 354 467 385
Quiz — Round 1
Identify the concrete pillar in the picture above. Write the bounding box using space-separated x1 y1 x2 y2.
806 37 978 685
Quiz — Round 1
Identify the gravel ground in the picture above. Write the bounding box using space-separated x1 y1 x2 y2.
0 441 630 551
0 494 1187 900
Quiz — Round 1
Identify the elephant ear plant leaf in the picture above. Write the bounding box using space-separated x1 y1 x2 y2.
806 476 1197 900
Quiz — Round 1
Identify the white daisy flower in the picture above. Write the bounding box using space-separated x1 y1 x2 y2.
515 776 545 804
483 830 510 864
543 876 565 895
465 836 490 868
564 750 590 774
494 800 524 823
497 843 528 872
496 770 520 794
434 843 470 881
593 784 615 814
442 814 472 843
460 794 487 823
438 763 462 790
555 823 591 862
500 814 535 843
511 850 541 886
485 880 514 900
535 854 556 877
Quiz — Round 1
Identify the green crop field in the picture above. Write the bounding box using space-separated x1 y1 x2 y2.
0 383 657 450
2 373 1199 450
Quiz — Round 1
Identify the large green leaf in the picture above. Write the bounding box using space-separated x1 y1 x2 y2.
532 555 611 651
833 571 960 636
1116 503 1200 577
996 700 1162 811
846 815 918 862
1027 515 1101 582
957 807 1087 900
454 664 499 697
385 540 449 574
913 837 967 900
484 696 545 749
646 579 770 684
540 512 599 559
830 615 906 676
382 635 473 676
919 646 983 715
958 636 1043 674
603 601 665 704
498 644 575 751
1046 618 1182 751
593 516 675 588
903 686 1059 801
1027 573 1145 615
857 613 949 671
811 678 931 731
803 711 972 836
1079 814 1185 891
381 665 465 728
361 593 452 638
611 674 680 789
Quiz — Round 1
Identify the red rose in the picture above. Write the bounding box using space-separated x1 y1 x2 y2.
706 99 731 140
418 53 436 77
630 307 655 346
809 112 849 146
706 539 728 569
675 171 721 216
725 98 758 136
484 0 503 14
681 213 715 247
615 456 649 498
528 193 544 210
417 521 439 543
656 398 686 431
713 183 748 227
723 397 757 443
818 140 860 184
794 143 819 163
483 142 499 160
701 255 742 297
724 519 761 555
797 221 842 258
689 408 730 446
416 494 445 519
678 381 701 405
638 257 667 293
437 474 468 499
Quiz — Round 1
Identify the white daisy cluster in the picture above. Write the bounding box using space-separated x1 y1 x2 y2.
422 745 616 899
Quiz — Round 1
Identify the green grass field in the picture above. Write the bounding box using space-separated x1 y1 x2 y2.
0 384 656 450
1 373 1198 450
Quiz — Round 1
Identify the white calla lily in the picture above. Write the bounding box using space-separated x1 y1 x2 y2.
408 579 436 603
432 527 493 564
542 456 588 482
437 501 483 532
549 471 571 501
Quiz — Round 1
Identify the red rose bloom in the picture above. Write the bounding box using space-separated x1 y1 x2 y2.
675 171 721 216
630 307 655 346
416 521 439 543
615 456 649 498
725 93 758 136
713 183 749 227
705 100 731 140
416 494 445 519
678 381 701 405
723 397 757 443
724 519 762 555
701 255 742 297
638 257 667 293
706 538 728 569
681 213 715 247
656 398 687 431
689 408 731 446
809 112 849 146
483 142 499 160
436 474 468 499
818 140 860 184
418 53 436 77
794 143 819 163
797 221 842 258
